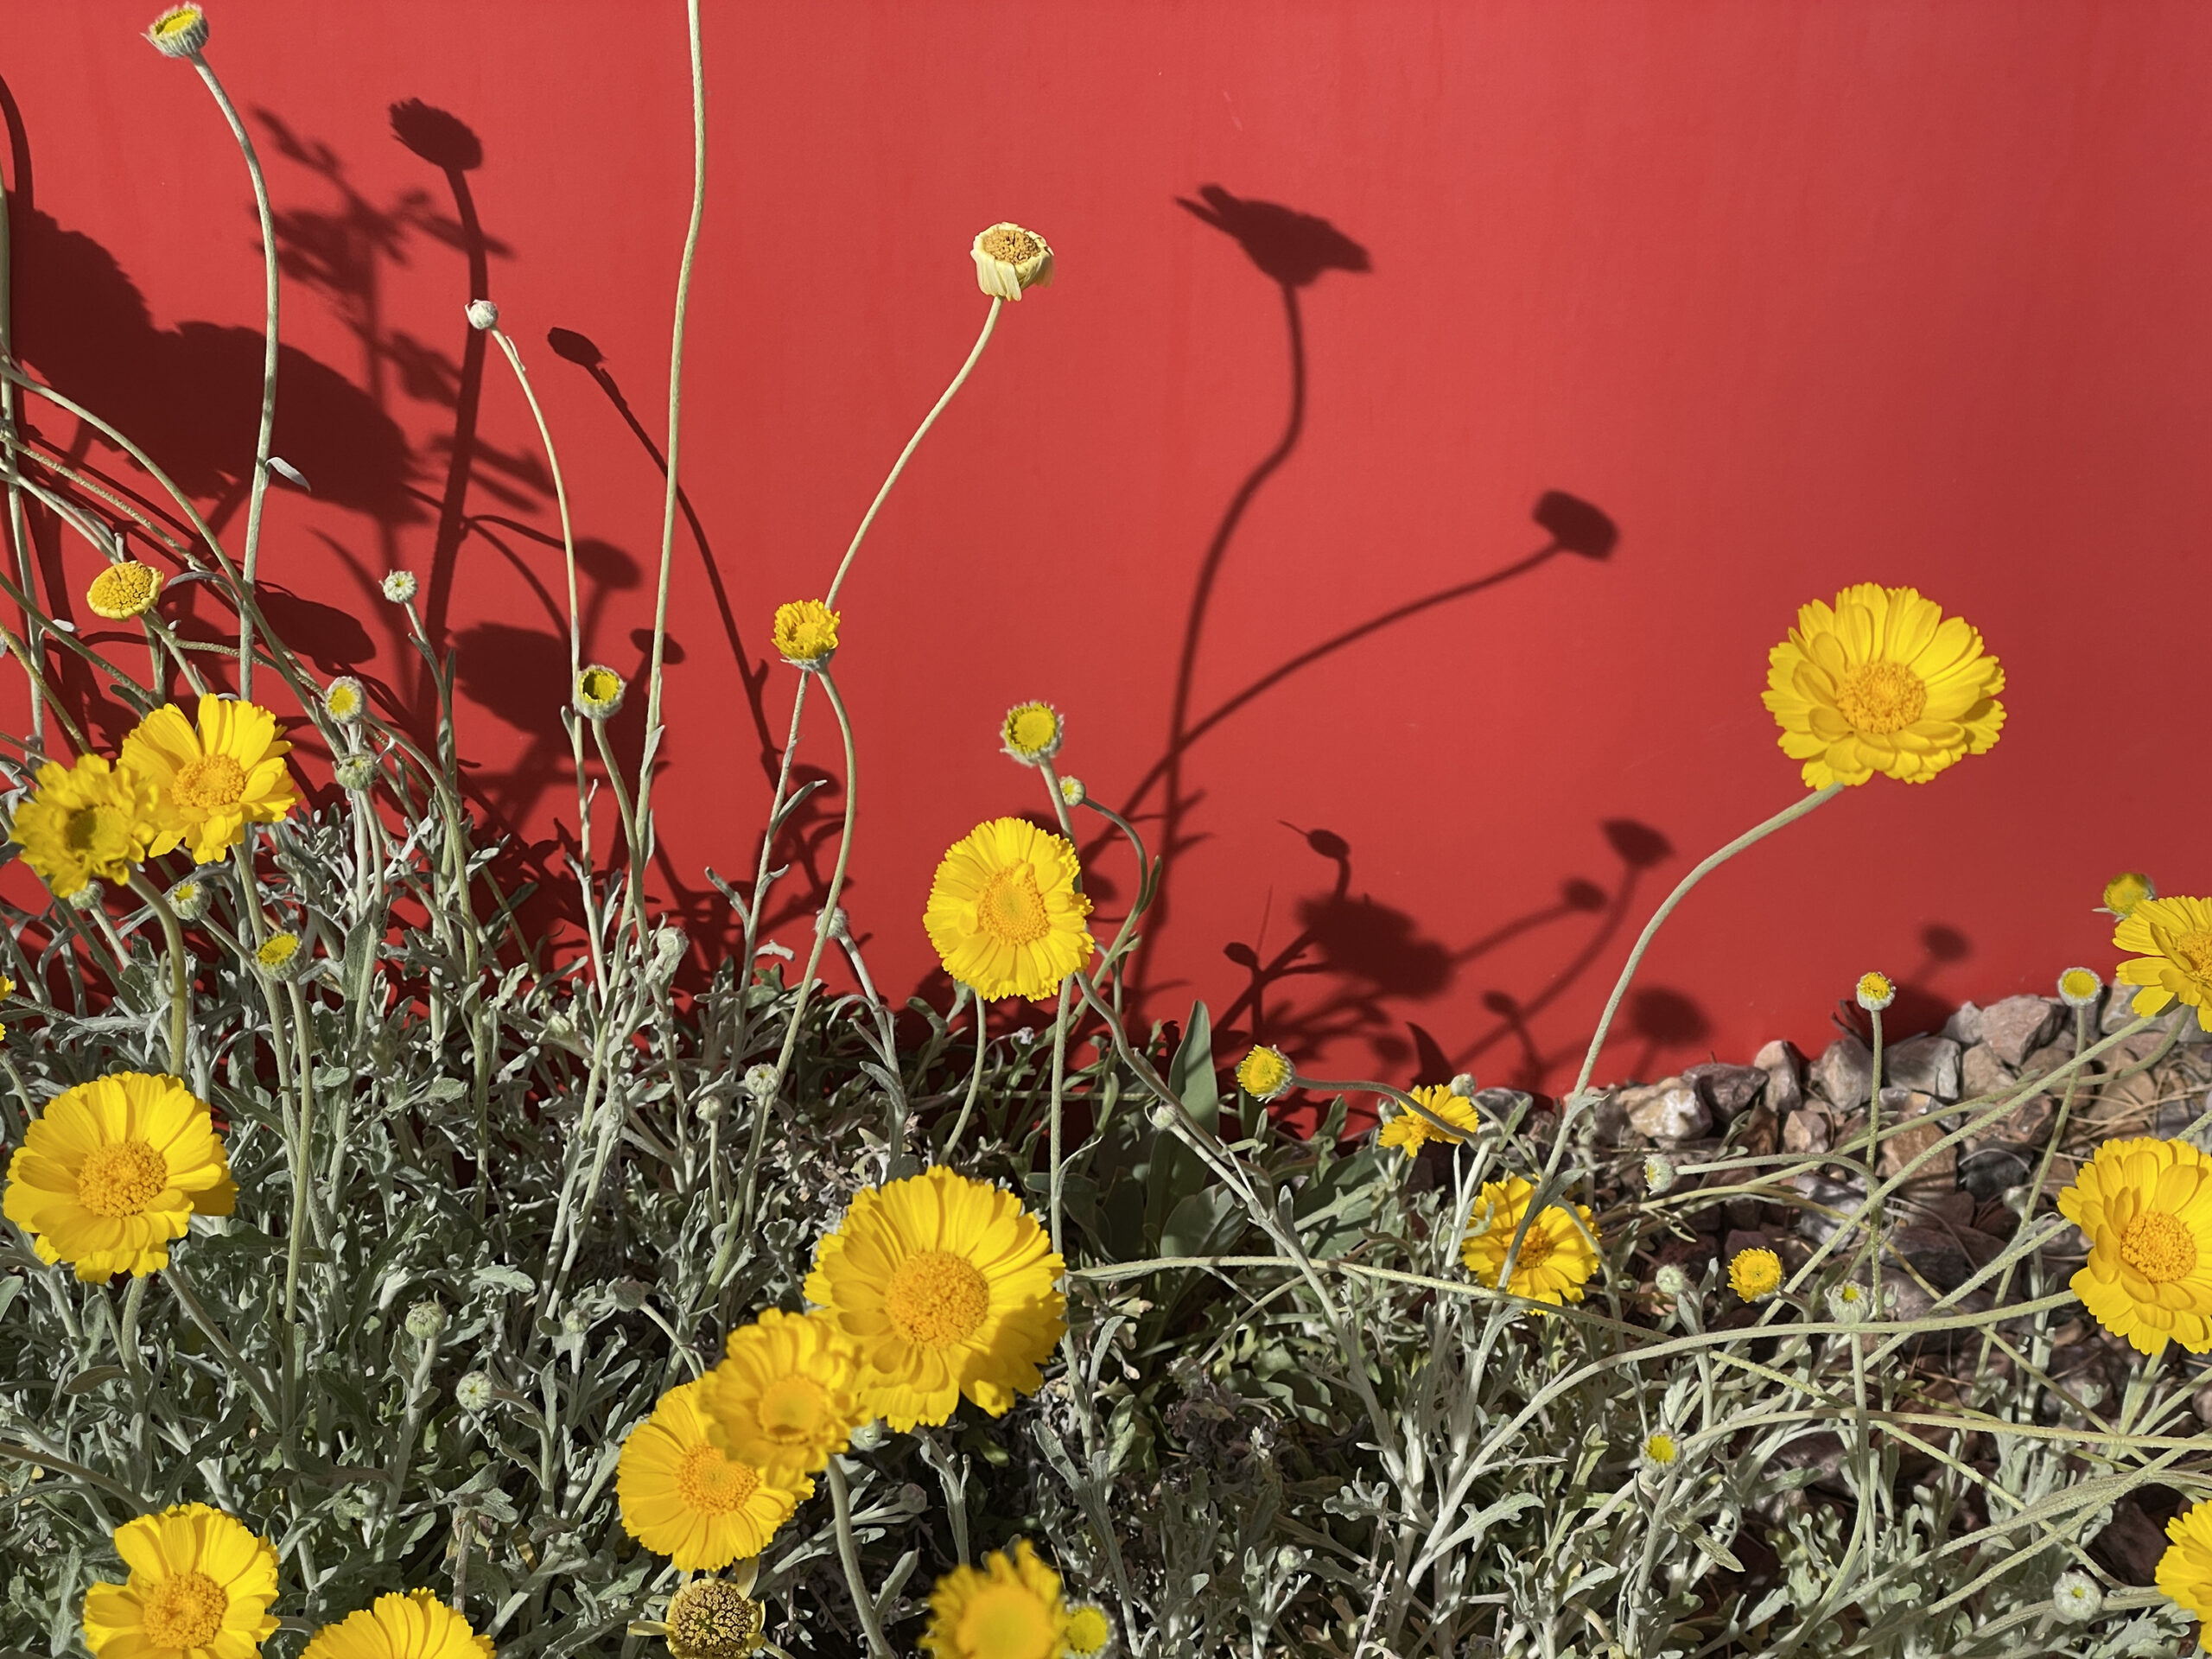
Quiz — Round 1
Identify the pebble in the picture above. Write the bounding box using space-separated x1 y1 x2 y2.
1753 1039 1805 1116
1883 1034 1961 1102
1981 995 2060 1068
1812 1035 1872 1111
1958 1041 2017 1100
1683 1062 1767 1125
1621 1078 1710 1143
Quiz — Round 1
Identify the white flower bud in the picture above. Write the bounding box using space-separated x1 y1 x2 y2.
2050 1569 2103 1623
454 1371 495 1412
404 1300 446 1341
380 569 418 604
465 299 499 331
1654 1264 1691 1299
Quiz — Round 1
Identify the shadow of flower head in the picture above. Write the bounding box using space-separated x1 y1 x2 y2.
390 99 482 171
1176 185 1371 289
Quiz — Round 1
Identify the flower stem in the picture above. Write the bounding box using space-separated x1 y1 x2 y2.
826 1458 893 1659
127 872 191 1077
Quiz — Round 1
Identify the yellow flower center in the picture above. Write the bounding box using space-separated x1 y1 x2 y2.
956 1583 1058 1659
173 753 248 812
2171 931 2212 981
2120 1210 2199 1283
1509 1227 1557 1274
977 226 1043 266
2061 968 2100 1001
1064 1605 1111 1656
977 862 1051 946
668 1580 766 1659
139 1571 227 1649
883 1250 991 1348
66 804 115 852
76 1139 169 1219
1833 660 1928 735
150 11 202 41
674 1442 760 1516
1004 705 1058 755
1858 971 1892 1003
755 1375 832 1445
257 934 300 971
580 669 620 703
88 563 161 618
1643 1433 1677 1465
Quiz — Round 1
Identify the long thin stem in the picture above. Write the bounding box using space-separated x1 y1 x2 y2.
0 167 45 748
127 873 191 1076
826 1459 893 1659
188 50 280 700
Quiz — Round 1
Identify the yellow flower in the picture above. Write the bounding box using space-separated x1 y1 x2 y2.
664 1578 767 1659
2158 1498 2212 1624
323 677 366 725
1728 1247 1783 1302
924 818 1095 1003
300 1591 494 1659
923 1540 1084 1659
1459 1176 1599 1306
2114 895 2212 1033
1000 702 1064 766
575 664 626 721
2057 1137 2212 1355
3 1072 236 1282
1854 970 1895 1013
2103 871 2155 918
1235 1045 1293 1103
10 753 167 898
804 1166 1065 1432
122 696 296 864
144 5 207 58
82 1503 276 1659
702 1307 863 1485
772 600 839 669
1063 1606 1110 1657
1763 583 2005 788
86 560 163 620
1637 1432 1679 1473
2058 966 2102 1008
617 1380 801 1571
1377 1084 1482 1158
971 223 1055 302
255 932 306 982
0 972 13 1041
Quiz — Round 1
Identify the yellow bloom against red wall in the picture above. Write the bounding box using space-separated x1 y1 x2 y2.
82 1503 278 1659
1459 1176 1600 1306
616 1380 801 1571
2113 894 2212 1033
924 817 1095 1003
300 1591 495 1659
121 697 296 864
1763 583 2005 788
9 753 167 898
1377 1084 1483 1158
2058 1137 2212 1355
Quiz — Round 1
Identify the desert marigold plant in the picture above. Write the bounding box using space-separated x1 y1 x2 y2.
1762 582 2005 788
1459 1175 1600 1306
924 817 1095 1002
9 752 166 897
1235 1043 1293 1102
2112 893 2212 1032
1377 1083 1482 1157
3 1072 236 1281
1728 1247 1783 1302
81 1504 278 1659
120 696 296 863
1000 701 1065 765
771 599 840 668
804 1166 1065 1432
616 1380 802 1571
2158 1499 2212 1624
299 1591 494 1659
922 1539 1103 1659
2057 1137 2212 1354
702 1306 864 1485
85 558 163 620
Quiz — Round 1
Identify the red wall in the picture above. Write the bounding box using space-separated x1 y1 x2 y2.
9 2 2210 1095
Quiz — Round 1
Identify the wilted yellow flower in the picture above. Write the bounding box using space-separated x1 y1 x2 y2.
923 1540 1086 1659
971 223 1054 302
924 817 1095 1002
1728 1247 1783 1302
300 1591 494 1659
805 1166 1065 1432
2158 1498 2212 1624
2113 895 2212 1033
3 1072 236 1281
1855 971 1895 1013
1460 1176 1599 1306
82 1503 278 1659
702 1307 863 1486
9 753 166 898
2058 1137 2212 1355
86 560 163 620
1763 583 2005 788
121 696 296 864
1001 702 1064 766
144 5 207 58
1235 1045 1293 1103
1378 1084 1482 1158
772 600 839 669
617 1381 801 1572
664 1578 767 1659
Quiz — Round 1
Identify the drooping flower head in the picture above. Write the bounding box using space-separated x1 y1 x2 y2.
2158 1499 2212 1624
3 1072 236 1281
1378 1084 1483 1159
300 1590 495 1659
702 1307 864 1485
1459 1176 1600 1306
617 1380 801 1571
971 223 1054 302
922 1540 1091 1659
144 5 207 58
924 818 1095 1003
1728 1247 1783 1302
664 1578 767 1659
804 1166 1065 1432
2114 895 2212 1033
2102 872 2155 919
575 664 626 721
1235 1045 1293 1103
9 753 167 898
1854 971 1896 1013
2057 1137 2212 1354
86 560 164 620
1000 702 1064 766
121 697 296 864
2058 966 2103 1009
1762 583 2005 788
772 601 839 669
82 1503 278 1659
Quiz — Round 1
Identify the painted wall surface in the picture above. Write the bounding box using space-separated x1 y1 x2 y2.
6 2 2209 1095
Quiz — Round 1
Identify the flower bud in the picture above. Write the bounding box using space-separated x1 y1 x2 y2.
560 1306 591 1338
2058 965 2102 1009
848 1417 888 1452
742 1064 779 1104
1057 774 1086 806
575 664 626 721
323 676 366 726
404 1300 446 1341
2050 1569 2103 1624
166 876 211 922
454 1371 495 1412
1000 702 1064 766
607 1278 652 1312
1642 1153 1676 1196
1854 970 1896 1013
1654 1263 1691 1299
465 299 499 331
255 931 308 982
381 569 418 604
334 753 378 793
145 5 207 57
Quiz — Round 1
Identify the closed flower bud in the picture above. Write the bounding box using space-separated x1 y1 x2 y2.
1643 1153 1676 1195
256 931 308 982
1654 1263 1692 1299
694 1092 726 1123
323 676 366 725
2050 1568 2102 1623
559 1306 591 1338
1854 970 1896 1013
1057 774 1085 806
334 753 378 793
1826 1281 1872 1322
1149 1102 1181 1130
575 664 626 721
380 569 418 604
607 1277 652 1312
166 875 211 922
742 1063 779 1104
145 4 207 57
404 1300 446 1341
454 1371 495 1412
465 299 499 331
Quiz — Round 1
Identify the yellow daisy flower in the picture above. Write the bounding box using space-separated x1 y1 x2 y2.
2057 1137 2212 1355
1854 970 1895 1012
1377 1084 1482 1158
664 1578 767 1659
772 600 839 669
121 696 296 864
702 1307 863 1485
2158 1498 2212 1624
1728 1247 1783 1302
82 1503 278 1659
1459 1176 1600 1306
922 1540 1083 1659
3 1072 237 1282
924 818 1095 1003
804 1166 1065 1432
1235 1045 1293 1103
1762 582 2005 788
2113 895 2212 1033
617 1380 801 1571
1000 702 1064 766
300 1591 494 1659
9 753 167 898
2103 871 2155 919
86 560 163 620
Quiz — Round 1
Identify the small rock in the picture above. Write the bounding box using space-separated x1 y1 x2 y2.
1959 1142 2035 1203
1622 1078 1710 1143
1684 1062 1766 1125
2102 984 2145 1035
1874 1088 1955 1198
1735 1102 1780 1157
1981 994 2059 1068
2093 1491 2184 1586
1782 1106 1833 1156
1753 1039 1805 1116
2156 1094 2212 1146
1941 1001 1984 1046
1887 1222 2004 1292
1792 1172 1866 1244
1973 1090 2056 1147
1883 1034 1961 1102
1585 1088 1627 1147
1812 1035 1872 1111
1959 1042 2017 1101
